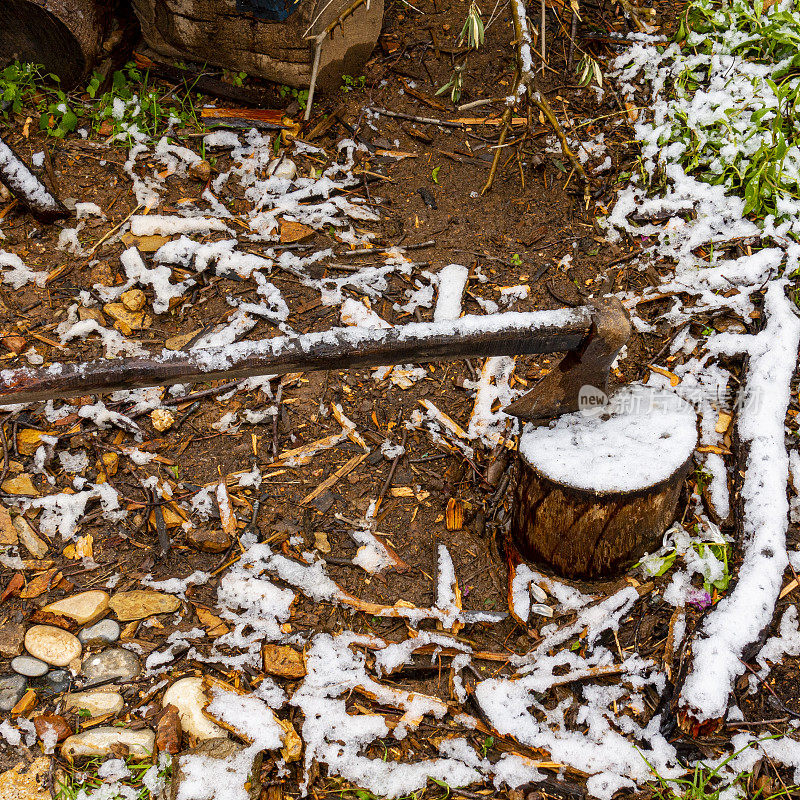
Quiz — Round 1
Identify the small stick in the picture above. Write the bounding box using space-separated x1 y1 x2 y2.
374 430 408 514
0 134 67 222
541 0 547 70
567 9 578 70
369 107 467 129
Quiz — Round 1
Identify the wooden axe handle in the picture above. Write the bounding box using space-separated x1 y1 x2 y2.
0 309 593 406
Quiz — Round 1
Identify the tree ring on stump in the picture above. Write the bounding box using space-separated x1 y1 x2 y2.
512 385 698 579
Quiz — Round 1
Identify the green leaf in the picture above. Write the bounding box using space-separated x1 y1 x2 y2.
431 165 441 184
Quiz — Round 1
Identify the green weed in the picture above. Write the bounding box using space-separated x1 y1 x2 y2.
341 74 366 93
642 738 798 800
279 83 309 110
55 753 171 800
0 59 207 145
653 0 800 227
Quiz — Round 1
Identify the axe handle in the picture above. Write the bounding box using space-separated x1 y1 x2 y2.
0 309 592 405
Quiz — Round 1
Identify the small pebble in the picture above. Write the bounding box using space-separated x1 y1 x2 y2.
78 619 121 646
11 655 49 678
121 288 146 312
0 674 27 712
42 590 110 626
81 647 142 685
34 714 73 744
24 625 82 667
37 669 72 695
109 589 180 621
0 623 25 658
64 689 124 718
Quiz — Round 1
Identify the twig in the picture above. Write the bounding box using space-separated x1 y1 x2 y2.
541 0 547 70
162 379 244 405
374 430 408 514
303 0 370 122
567 9 579 70
369 107 467 129
481 0 590 198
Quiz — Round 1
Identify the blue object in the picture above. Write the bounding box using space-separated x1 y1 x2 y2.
236 0 302 21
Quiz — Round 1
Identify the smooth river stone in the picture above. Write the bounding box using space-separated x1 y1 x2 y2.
162 677 227 741
42 590 110 626
61 726 155 761
78 618 121 646
109 590 180 621
11 655 49 677
0 674 27 712
64 689 124 718
81 647 141 685
24 625 82 667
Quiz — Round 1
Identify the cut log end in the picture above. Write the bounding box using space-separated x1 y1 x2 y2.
131 0 383 90
0 0 109 87
511 386 698 579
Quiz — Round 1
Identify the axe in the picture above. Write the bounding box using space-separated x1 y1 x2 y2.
0 298 630 420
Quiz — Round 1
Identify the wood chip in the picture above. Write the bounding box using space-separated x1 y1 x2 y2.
279 220 315 243
262 644 307 678
301 453 369 505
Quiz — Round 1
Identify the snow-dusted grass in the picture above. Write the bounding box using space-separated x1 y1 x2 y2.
618 0 800 233
610 0 800 732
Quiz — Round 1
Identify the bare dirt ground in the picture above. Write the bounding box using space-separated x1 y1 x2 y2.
0 0 799 796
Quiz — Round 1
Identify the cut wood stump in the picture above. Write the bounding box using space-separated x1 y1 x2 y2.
0 0 110 86
131 0 384 90
512 386 698 579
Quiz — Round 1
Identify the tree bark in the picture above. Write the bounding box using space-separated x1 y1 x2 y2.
511 456 692 579
0 0 110 87
130 0 384 90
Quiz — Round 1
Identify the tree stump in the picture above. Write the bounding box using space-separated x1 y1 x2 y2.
0 0 110 87
512 386 698 579
131 0 384 90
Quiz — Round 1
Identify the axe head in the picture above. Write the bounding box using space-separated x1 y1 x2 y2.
503 297 631 422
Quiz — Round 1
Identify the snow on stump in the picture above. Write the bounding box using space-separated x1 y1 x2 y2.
0 0 110 87
512 386 698 579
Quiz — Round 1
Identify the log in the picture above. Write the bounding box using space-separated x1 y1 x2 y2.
130 0 384 91
0 0 109 87
511 386 698 579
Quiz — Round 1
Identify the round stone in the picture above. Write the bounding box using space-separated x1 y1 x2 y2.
81 647 141 686
11 655 49 677
78 619 121 646
61 727 155 761
0 674 27 712
24 626 82 667
64 689 124 718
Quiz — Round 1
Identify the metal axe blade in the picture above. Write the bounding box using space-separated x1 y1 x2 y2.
504 297 631 421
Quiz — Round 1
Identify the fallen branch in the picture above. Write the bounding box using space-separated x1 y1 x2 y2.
0 134 68 222
676 283 800 736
